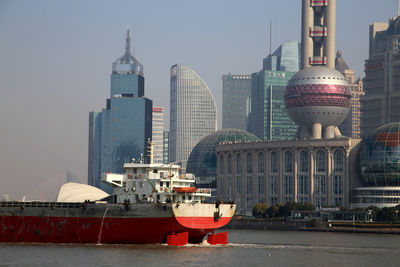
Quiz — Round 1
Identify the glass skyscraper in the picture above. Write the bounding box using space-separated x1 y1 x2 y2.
222 74 252 131
249 41 300 140
169 64 217 168
88 30 152 192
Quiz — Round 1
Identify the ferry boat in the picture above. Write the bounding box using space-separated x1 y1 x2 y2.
0 160 235 245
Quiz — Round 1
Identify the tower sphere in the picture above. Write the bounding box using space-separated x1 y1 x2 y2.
284 66 351 128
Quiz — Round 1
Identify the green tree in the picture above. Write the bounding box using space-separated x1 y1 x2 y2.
267 203 282 218
253 203 269 218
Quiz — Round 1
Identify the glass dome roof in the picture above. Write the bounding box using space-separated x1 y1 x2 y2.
359 122 400 186
186 129 260 187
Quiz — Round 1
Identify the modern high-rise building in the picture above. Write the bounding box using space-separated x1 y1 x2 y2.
152 107 164 164
163 131 169 164
222 74 251 131
263 41 301 72
336 51 365 139
88 30 152 192
361 16 400 137
301 0 336 69
88 111 102 186
248 41 300 141
169 64 217 168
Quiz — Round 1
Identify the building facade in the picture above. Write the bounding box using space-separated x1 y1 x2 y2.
216 138 361 215
248 41 300 141
361 17 400 137
222 74 251 131
335 51 365 139
152 107 164 164
88 30 152 192
163 131 169 164
169 64 217 168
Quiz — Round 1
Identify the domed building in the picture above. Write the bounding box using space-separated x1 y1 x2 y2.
352 122 400 208
186 129 260 190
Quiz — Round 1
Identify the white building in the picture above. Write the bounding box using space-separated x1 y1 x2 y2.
152 107 164 164
169 64 217 168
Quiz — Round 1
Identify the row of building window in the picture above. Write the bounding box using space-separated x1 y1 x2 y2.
225 174 344 198
220 150 344 175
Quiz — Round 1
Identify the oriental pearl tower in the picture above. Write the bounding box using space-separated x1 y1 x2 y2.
285 0 351 139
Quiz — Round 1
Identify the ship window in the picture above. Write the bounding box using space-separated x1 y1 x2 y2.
133 168 137 173
188 196 192 200
166 182 170 187
153 169 158 173
139 181 143 188
182 196 186 200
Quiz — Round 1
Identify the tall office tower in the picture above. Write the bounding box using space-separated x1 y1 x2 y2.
88 111 102 186
301 0 336 69
163 131 169 164
88 30 153 192
222 74 251 130
361 17 400 137
169 64 217 168
336 51 365 138
152 107 164 164
248 41 300 140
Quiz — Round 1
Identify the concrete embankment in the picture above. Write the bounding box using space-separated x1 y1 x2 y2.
224 218 400 234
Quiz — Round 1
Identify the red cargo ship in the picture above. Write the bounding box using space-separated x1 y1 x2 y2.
0 161 235 245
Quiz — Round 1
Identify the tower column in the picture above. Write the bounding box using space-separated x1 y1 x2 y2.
301 0 314 69
323 0 336 69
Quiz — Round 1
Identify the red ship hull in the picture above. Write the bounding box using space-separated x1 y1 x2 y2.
0 202 235 244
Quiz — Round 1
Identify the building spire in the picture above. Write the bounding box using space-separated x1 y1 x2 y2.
125 29 131 58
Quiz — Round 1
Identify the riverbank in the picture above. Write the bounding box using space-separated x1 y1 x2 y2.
224 218 400 234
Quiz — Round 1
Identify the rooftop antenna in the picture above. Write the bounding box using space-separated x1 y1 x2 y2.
269 20 272 56
125 29 131 59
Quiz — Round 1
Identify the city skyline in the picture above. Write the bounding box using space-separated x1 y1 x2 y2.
0 0 398 199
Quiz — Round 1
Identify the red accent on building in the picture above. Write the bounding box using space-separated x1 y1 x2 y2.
152 107 163 112
286 84 351 97
365 62 383 70
285 95 351 108
376 132 400 146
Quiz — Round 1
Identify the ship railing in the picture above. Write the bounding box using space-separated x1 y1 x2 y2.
0 201 88 209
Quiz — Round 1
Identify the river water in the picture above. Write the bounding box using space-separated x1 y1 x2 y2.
1 229 400 267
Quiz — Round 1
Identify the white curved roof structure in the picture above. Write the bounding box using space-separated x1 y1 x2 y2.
57 182 109 202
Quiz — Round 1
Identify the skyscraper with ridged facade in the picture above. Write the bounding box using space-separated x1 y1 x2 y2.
169 64 217 168
88 30 152 192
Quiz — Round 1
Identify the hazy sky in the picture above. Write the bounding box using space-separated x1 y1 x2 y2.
0 0 397 200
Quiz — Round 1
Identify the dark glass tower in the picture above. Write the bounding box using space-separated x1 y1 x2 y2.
248 41 299 141
88 30 152 192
